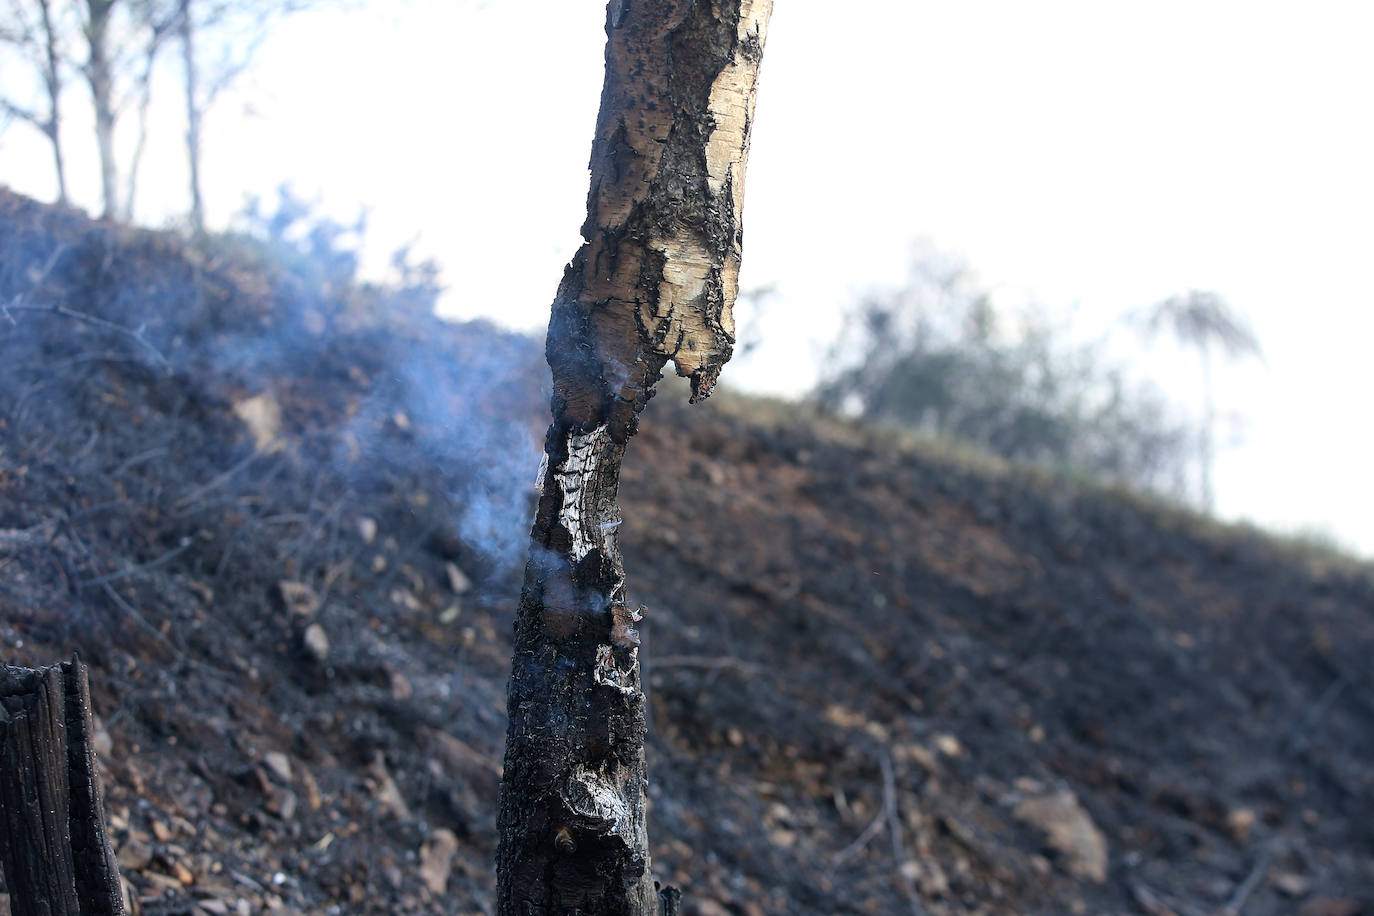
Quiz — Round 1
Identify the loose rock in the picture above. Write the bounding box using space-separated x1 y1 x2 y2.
419 829 459 895
1013 787 1109 884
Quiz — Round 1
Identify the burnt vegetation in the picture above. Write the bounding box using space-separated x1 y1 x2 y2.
1 188 1372 914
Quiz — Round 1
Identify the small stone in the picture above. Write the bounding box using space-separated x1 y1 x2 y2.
144 871 183 891
419 828 459 895
1273 871 1310 898
300 767 323 811
899 859 949 897
445 562 472 594
265 788 297 821
263 752 292 783
389 669 413 701
1013 787 1108 884
694 901 731 916
151 819 174 842
117 840 153 871
232 392 282 452
357 517 377 544
768 828 796 848
302 624 329 661
1225 807 1256 842
367 751 410 820
934 733 963 757
277 580 319 617
390 588 421 610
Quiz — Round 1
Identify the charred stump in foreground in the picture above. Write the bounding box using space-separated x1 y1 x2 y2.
0 658 124 916
495 1 771 914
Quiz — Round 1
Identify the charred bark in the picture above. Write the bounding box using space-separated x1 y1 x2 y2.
495 2 770 914
0 658 125 916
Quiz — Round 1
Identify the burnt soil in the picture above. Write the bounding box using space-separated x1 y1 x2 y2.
1 188 1372 915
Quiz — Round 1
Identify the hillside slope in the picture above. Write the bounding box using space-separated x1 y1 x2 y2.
2 188 1371 915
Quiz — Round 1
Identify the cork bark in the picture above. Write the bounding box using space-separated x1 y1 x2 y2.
495 2 770 914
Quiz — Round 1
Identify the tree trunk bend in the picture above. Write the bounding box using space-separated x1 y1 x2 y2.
496 2 770 914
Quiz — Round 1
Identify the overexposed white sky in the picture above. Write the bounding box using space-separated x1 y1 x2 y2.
3 1 1372 556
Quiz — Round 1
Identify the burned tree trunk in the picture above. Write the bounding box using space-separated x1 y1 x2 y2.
0 658 125 916
495 2 771 914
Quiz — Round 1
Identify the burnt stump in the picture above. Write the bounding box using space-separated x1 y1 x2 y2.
0 657 124 915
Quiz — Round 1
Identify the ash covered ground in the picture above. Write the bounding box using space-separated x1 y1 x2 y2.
1 188 1372 915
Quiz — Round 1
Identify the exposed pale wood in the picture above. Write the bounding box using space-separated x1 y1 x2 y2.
496 2 771 914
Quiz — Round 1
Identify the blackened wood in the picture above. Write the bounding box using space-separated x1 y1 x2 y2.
495 1 771 914
0 658 124 916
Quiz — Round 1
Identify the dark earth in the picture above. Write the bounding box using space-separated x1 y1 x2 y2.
1 188 1371 915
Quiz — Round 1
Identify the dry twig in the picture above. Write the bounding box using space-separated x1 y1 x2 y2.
3 302 172 374
0 519 60 555
173 450 265 512
76 536 194 588
1219 841 1277 916
831 801 887 868
3 242 173 373
881 751 928 916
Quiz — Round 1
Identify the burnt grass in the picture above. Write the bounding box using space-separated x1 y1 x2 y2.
1 187 1372 915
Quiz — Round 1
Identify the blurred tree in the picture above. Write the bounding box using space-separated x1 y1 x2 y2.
1 0 307 225
0 0 72 203
816 252 1192 495
171 0 312 233
121 0 180 220
1136 290 1262 511
82 0 121 217
0 0 179 218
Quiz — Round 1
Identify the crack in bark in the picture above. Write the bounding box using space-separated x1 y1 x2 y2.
497 2 771 913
